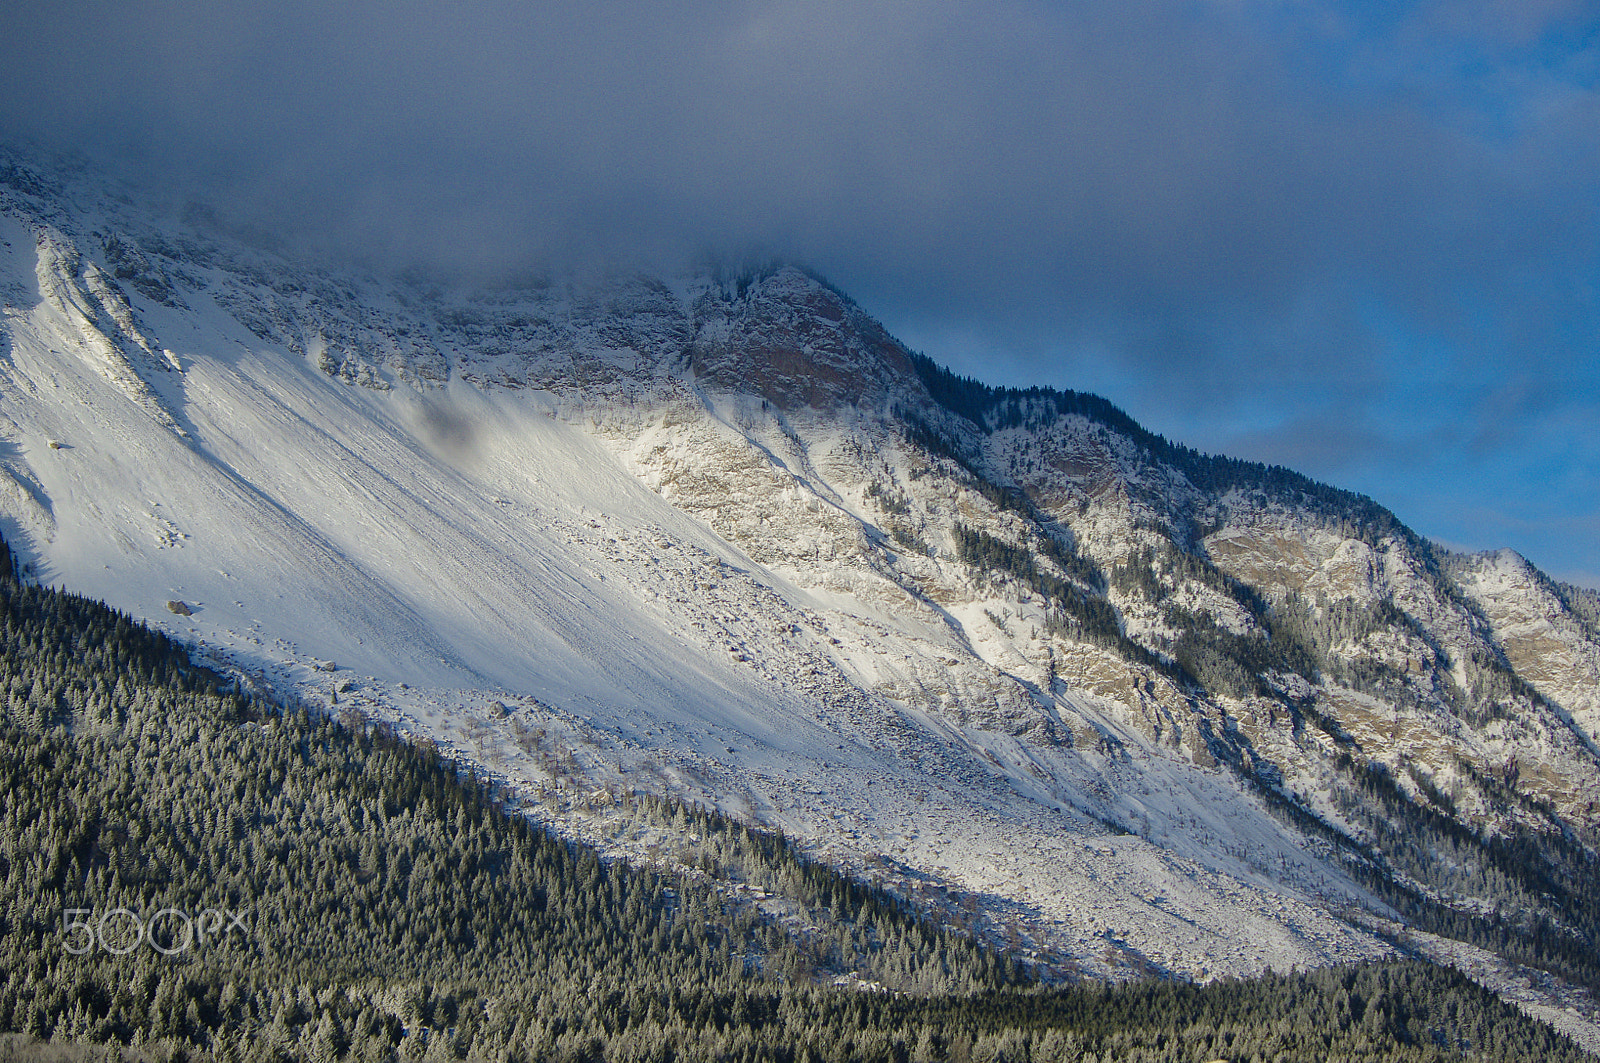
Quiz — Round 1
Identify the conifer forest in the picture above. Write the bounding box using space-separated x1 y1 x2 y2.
0 532 1594 1061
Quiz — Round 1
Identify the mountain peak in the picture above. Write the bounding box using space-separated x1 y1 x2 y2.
687 264 922 413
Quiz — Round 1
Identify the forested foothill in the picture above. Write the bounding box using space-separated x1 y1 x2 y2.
0 535 1590 1062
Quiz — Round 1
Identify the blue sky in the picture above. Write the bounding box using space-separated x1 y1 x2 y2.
2 0 1597 585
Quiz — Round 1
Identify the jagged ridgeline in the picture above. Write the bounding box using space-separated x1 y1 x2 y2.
899 351 1429 682
0 535 1591 1062
907 351 1406 531
902 352 1543 711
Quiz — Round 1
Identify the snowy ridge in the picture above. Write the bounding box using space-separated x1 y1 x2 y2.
2 147 1599 1032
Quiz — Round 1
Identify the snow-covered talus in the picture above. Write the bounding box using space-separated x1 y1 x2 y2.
1 146 1598 1027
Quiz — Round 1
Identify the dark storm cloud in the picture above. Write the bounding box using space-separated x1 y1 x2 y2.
2 1 1568 282
2 0 1596 580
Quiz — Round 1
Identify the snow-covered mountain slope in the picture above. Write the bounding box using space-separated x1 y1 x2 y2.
2 148 1599 1024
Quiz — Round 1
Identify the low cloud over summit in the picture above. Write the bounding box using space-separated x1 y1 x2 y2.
3 0 1596 581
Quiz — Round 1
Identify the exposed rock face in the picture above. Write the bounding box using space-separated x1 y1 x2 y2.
1453 550 1600 752
687 267 921 412
2 143 1599 1006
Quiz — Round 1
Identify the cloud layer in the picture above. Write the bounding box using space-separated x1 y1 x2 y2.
3 0 1597 581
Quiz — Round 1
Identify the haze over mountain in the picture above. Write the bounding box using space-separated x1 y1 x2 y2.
2 146 1599 1045
2 0 1597 588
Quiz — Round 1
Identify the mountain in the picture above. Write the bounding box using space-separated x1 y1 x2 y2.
1 145 1598 1039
